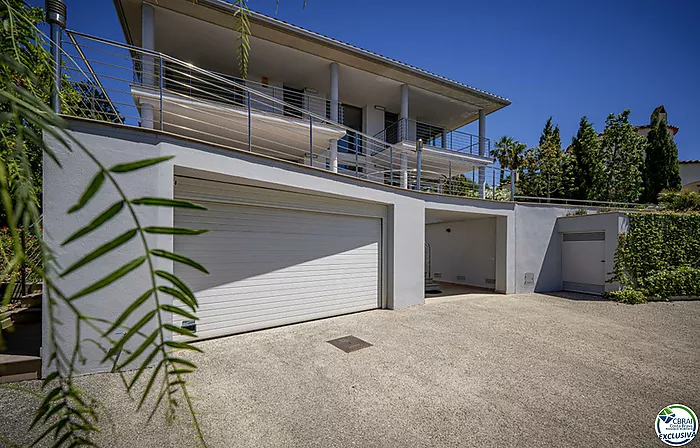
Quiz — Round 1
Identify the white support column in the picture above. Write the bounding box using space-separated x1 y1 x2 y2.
141 2 155 129
329 62 339 173
400 84 409 188
400 84 409 139
478 108 486 198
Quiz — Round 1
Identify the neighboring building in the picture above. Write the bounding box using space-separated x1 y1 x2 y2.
636 105 678 139
41 0 627 374
679 161 700 192
636 106 698 192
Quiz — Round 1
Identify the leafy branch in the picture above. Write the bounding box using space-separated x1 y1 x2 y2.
1 1 213 446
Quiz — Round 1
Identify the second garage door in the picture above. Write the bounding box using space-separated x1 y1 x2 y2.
562 231 606 295
173 176 383 340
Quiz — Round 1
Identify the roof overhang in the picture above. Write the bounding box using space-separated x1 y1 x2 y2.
112 0 511 125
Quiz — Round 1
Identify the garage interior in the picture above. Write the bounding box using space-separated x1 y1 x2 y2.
425 209 507 298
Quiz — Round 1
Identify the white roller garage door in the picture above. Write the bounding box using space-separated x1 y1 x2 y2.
172 175 383 340
562 232 606 295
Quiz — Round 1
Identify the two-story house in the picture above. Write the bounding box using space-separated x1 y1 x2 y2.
40 0 603 375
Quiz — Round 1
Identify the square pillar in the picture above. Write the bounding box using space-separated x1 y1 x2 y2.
329 62 339 172
478 109 486 198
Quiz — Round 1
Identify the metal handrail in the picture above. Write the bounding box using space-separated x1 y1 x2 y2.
66 32 123 124
59 29 515 200
514 196 659 208
374 117 490 157
65 30 354 138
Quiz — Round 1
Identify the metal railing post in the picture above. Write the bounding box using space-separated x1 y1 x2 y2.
309 116 313 166
389 144 393 186
46 0 67 114
448 161 452 194
355 142 359 177
247 91 252 151
416 139 423 190
159 56 164 130
492 169 496 199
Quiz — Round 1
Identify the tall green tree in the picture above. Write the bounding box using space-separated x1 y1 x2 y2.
518 117 564 199
0 0 121 226
642 108 681 202
569 116 603 200
599 110 645 203
0 0 50 226
492 136 526 184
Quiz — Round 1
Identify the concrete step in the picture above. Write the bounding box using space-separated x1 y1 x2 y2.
0 354 41 383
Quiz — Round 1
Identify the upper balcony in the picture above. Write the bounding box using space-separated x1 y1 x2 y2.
59 2 512 199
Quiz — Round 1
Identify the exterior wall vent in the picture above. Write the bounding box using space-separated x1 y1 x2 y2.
182 320 197 333
457 275 466 281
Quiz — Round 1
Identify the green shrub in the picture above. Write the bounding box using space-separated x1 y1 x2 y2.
642 267 700 300
611 212 700 303
658 190 700 212
605 289 647 304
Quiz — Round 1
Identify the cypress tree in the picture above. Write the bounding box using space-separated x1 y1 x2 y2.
599 110 645 203
570 117 603 200
519 117 564 199
643 108 682 203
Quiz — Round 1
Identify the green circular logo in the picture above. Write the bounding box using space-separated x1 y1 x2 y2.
656 404 697 446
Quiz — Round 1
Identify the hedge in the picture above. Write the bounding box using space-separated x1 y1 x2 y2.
611 212 700 303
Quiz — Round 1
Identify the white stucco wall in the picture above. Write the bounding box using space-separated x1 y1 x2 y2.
425 218 496 289
679 162 700 192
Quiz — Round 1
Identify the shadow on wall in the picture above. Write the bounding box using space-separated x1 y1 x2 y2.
534 226 562 293
174 202 381 295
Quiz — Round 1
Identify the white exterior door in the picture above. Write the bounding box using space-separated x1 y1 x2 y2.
172 175 383 340
561 232 606 295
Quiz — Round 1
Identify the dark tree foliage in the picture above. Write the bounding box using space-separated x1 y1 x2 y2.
569 116 603 200
518 117 564 199
599 110 645 203
642 109 682 203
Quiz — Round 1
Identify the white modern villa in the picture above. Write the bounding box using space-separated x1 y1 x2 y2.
37 0 626 375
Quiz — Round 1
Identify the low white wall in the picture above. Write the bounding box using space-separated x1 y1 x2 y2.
426 218 497 289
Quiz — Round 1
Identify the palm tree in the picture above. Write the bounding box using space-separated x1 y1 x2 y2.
492 136 526 185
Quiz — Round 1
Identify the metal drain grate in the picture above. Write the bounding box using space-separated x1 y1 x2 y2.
327 335 372 353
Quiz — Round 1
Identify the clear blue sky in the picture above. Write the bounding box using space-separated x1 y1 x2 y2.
31 0 699 160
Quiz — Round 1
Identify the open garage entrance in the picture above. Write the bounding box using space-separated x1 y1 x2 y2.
425 208 508 299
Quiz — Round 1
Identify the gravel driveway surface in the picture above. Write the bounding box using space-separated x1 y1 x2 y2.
1 292 698 447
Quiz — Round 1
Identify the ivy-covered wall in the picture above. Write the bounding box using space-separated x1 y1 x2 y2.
612 212 700 301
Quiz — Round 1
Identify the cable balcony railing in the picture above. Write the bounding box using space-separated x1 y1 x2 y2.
58 30 512 200
374 118 491 157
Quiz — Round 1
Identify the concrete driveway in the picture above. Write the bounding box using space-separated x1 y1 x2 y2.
2 293 699 447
